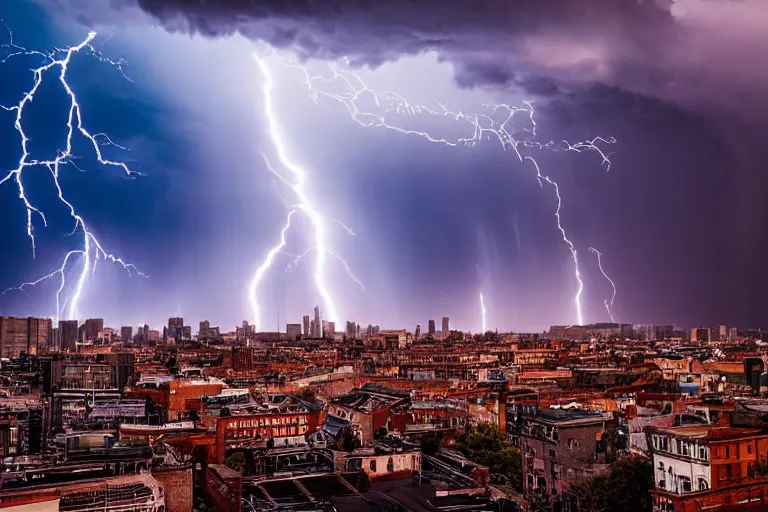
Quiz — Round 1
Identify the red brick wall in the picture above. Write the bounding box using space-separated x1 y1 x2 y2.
151 466 192 512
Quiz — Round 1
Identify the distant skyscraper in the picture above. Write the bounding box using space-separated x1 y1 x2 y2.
428 320 436 335
199 320 210 339
327 321 335 337
442 317 450 335
286 323 302 339
51 327 61 351
619 323 634 339
28 317 51 353
59 320 78 351
182 325 192 340
313 306 321 336
415 324 421 340
142 324 150 342
80 318 104 342
303 315 311 337
729 327 738 342
167 317 183 341
120 326 133 343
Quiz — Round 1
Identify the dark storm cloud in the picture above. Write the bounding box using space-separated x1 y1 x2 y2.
37 0 768 117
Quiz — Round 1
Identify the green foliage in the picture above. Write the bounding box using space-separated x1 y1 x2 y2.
334 427 357 452
297 387 316 402
420 432 443 456
751 455 768 477
223 452 245 473
456 423 522 492
569 456 653 512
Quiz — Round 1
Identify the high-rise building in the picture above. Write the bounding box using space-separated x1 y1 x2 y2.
327 322 335 337
428 320 436 335
120 326 133 343
0 316 28 358
59 320 78 351
313 306 321 337
415 324 421 340
51 327 61 351
619 323 635 339
199 320 210 339
286 323 302 340
442 317 450 335
0 317 52 357
729 327 738 342
303 316 311 337
182 325 192 340
690 328 711 343
79 318 104 342
167 317 183 341
28 317 51 353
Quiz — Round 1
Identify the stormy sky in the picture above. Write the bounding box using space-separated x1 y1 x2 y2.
1 0 766 332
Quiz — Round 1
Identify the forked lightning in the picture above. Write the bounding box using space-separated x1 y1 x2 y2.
1 25 143 321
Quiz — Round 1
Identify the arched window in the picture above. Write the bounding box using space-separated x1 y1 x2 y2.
370 460 377 472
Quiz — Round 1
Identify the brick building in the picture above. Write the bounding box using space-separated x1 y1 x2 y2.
0 316 52 357
214 410 321 463
648 425 768 511
518 408 619 507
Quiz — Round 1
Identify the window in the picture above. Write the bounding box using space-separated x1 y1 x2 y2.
698 478 708 491
680 476 691 493
387 457 394 473
748 444 753 454
528 475 534 488
699 447 707 460
370 460 377 472
726 446 730 459
658 479 666 490
549 449 556 459
568 439 580 450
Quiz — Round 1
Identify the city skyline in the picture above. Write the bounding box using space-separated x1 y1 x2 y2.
2 1 768 333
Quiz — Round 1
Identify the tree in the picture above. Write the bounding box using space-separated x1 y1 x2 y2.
420 432 443 456
568 456 653 512
298 387 316 402
456 423 522 492
224 452 246 473
333 426 357 452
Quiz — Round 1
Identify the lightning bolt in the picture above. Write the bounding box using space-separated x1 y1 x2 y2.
250 54 363 328
479 292 487 333
267 53 614 326
588 247 617 323
1 25 144 322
